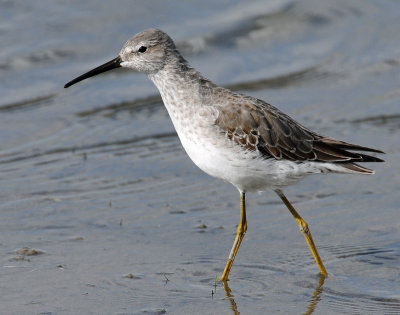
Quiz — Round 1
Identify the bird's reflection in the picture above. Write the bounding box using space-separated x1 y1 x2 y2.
303 273 326 315
220 273 326 315
222 280 240 315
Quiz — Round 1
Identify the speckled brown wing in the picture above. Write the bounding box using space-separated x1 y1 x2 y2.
213 93 384 173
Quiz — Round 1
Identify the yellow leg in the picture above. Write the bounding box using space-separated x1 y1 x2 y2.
220 191 247 281
275 189 328 276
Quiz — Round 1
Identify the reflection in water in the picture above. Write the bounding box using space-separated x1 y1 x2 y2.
222 281 240 315
0 93 56 112
303 274 326 315
220 274 326 315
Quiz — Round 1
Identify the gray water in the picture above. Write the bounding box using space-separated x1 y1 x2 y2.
1 0 399 314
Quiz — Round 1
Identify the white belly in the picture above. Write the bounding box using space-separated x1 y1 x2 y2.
175 121 353 192
174 122 304 191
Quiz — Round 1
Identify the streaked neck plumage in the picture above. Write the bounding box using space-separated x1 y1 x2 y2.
149 56 215 116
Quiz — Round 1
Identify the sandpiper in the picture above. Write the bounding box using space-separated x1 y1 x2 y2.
65 28 384 281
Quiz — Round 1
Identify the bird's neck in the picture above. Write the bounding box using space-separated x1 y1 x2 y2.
148 61 214 136
149 61 212 112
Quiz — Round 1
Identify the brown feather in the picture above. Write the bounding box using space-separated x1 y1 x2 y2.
213 94 384 174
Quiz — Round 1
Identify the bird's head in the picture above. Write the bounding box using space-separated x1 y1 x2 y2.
64 28 179 88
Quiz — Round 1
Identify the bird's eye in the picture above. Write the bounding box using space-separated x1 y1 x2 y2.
138 46 147 53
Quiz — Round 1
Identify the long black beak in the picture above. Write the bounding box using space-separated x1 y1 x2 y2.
64 56 122 88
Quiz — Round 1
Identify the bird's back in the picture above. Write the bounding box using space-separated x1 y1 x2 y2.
208 86 384 174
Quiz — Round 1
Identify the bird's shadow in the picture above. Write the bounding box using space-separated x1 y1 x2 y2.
219 274 326 315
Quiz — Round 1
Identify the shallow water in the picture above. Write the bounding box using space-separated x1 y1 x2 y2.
1 0 399 314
